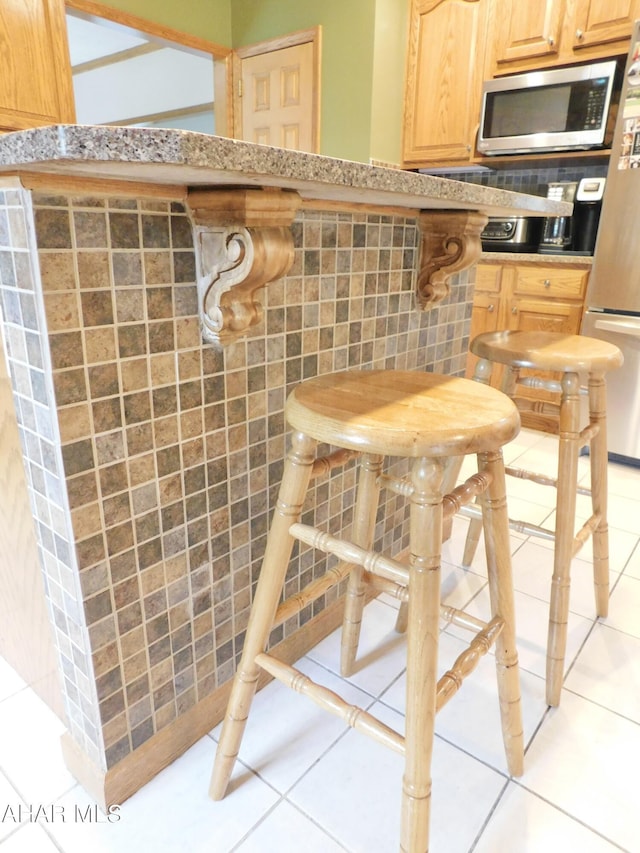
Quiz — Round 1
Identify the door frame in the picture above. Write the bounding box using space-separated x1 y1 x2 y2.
232 27 322 152
65 0 233 136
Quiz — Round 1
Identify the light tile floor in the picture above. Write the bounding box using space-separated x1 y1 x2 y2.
1 429 640 851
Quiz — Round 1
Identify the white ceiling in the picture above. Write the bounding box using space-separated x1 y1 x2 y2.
65 14 149 66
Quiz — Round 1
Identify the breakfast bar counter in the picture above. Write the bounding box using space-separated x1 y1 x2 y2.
0 126 568 807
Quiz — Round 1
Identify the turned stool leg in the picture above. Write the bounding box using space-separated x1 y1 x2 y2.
588 371 610 618
209 431 316 800
401 456 443 853
396 455 462 634
341 454 384 677
478 447 524 776
547 372 581 707
462 357 503 568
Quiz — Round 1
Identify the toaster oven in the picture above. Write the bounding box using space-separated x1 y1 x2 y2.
481 217 541 252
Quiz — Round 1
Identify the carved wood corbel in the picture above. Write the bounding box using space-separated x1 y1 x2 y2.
416 211 488 309
187 188 302 346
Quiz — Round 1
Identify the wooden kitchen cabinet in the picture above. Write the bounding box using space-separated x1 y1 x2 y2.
402 0 490 168
489 0 640 75
466 259 590 430
0 0 75 131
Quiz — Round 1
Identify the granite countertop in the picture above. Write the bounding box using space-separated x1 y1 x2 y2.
480 251 593 265
0 125 572 218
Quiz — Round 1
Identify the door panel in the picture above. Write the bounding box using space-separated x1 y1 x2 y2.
239 41 316 152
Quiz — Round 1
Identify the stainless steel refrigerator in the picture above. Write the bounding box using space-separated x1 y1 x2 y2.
581 20 640 465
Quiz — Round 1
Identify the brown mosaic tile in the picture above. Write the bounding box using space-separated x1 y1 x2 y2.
74 211 108 248
143 251 172 285
76 251 111 290
170 214 193 249
115 289 145 323
123 391 151 426
83 327 117 364
126 422 154 456
148 320 175 353
112 252 142 286
88 363 120 399
34 208 72 249
44 292 80 331
39 252 76 291
99 461 128 498
49 331 84 370
95 431 125 466
92 398 122 433
146 287 173 319
118 324 147 358
71 502 103 541
109 213 140 249
142 215 170 249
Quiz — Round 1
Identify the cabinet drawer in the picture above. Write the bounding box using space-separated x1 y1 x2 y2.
512 266 589 299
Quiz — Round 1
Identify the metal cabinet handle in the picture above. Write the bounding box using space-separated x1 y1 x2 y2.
511 306 517 314
547 36 555 46
544 279 551 288
576 28 584 40
487 304 495 312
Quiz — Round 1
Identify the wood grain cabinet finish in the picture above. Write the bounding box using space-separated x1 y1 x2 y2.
0 0 75 131
466 260 590 429
402 0 490 167
489 0 640 75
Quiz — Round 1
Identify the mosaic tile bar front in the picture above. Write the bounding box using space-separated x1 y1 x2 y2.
0 181 476 782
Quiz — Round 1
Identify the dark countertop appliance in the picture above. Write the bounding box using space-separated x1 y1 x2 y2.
481 216 541 252
539 181 578 253
539 178 606 255
573 176 606 253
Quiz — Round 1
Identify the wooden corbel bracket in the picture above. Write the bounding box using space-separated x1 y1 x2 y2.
187 188 302 346
416 211 488 309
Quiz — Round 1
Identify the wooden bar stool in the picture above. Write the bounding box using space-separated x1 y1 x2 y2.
210 369 524 852
460 331 623 707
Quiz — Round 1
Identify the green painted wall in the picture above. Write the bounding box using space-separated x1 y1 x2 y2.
370 0 409 166
90 0 233 46
230 0 377 162
88 0 409 163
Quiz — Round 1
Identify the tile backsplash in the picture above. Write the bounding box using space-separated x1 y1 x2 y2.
436 163 609 197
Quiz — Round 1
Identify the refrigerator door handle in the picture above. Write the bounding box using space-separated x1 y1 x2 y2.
593 318 640 338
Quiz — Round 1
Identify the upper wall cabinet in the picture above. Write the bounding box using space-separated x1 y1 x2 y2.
402 0 490 168
489 0 640 75
0 0 75 131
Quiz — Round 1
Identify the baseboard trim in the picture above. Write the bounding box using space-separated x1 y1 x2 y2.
61 596 346 810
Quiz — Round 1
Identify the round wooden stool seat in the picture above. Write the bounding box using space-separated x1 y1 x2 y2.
470 330 623 374
286 369 520 458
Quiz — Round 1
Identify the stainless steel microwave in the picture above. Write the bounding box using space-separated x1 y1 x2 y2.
477 60 618 155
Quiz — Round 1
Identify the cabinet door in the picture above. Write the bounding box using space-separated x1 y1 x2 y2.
0 0 75 131
402 0 489 166
507 297 583 333
508 297 583 430
465 291 502 378
491 0 564 67
572 0 640 51
465 263 504 380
